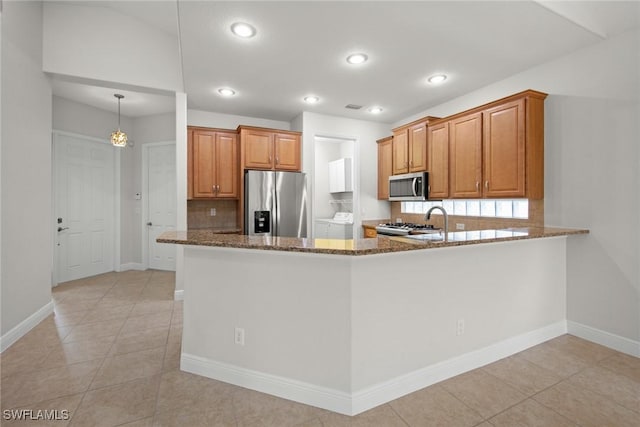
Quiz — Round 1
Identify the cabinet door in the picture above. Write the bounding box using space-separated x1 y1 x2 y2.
215 133 239 198
363 227 377 238
449 112 483 198
187 129 194 200
392 129 409 175
483 99 525 197
192 130 217 198
427 122 449 199
274 133 300 171
408 122 427 172
243 129 273 169
377 138 392 200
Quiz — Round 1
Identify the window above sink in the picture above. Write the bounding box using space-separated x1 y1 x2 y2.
401 199 529 219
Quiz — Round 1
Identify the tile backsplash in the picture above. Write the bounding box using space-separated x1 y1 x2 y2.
188 200 238 230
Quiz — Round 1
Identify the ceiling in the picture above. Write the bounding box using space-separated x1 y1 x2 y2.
50 1 640 123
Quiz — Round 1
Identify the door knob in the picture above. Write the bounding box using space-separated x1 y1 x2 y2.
57 226 69 232
147 222 153 226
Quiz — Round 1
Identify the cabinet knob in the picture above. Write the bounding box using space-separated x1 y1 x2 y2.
276 157 279 165
485 181 489 189
476 182 479 191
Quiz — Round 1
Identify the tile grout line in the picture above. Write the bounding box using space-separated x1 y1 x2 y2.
438 384 488 424
65 271 163 425
524 357 612 426
475 368 541 424
2 276 120 411
64 275 124 425
386 402 414 427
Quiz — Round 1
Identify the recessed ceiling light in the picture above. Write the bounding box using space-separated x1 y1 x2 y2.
428 74 448 84
346 53 368 65
231 22 256 38
217 88 236 97
304 95 320 104
368 106 383 114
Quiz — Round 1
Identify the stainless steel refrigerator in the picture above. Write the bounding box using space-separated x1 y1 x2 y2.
244 170 308 238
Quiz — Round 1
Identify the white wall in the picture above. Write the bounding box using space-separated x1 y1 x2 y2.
188 109 290 130
53 96 134 141
299 112 391 234
42 2 182 93
1 1 53 335
393 29 640 343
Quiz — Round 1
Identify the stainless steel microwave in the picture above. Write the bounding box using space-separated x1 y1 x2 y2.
389 172 429 201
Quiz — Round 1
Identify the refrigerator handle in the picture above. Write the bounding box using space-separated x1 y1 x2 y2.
273 177 279 237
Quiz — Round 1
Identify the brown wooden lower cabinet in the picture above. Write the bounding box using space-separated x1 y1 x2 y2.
363 226 377 238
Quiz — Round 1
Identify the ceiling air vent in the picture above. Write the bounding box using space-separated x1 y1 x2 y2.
345 104 363 110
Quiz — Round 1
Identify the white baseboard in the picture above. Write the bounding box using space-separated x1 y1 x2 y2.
0 300 55 353
181 321 567 416
119 263 145 272
174 289 184 301
182 354 352 415
351 320 567 415
568 321 640 357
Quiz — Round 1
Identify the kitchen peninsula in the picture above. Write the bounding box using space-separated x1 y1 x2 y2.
159 227 586 415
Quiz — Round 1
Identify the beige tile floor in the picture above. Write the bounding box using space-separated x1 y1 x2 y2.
1 270 639 426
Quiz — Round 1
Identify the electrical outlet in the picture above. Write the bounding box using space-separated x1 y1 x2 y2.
210 208 217 216
234 327 245 345
456 318 465 336
456 223 465 230
395 218 403 223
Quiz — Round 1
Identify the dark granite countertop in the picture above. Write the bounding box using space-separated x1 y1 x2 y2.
186 227 241 234
158 227 588 256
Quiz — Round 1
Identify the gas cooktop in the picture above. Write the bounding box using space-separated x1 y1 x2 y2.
375 223 440 236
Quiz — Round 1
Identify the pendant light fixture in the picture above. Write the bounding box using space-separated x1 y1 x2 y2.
110 94 128 147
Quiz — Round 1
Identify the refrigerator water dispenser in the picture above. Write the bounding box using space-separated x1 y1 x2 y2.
254 211 271 233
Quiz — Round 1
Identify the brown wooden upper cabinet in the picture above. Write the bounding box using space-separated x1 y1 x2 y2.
239 126 301 171
187 128 194 199
483 99 525 198
427 121 449 199
392 121 427 175
382 90 546 200
191 128 239 199
446 90 546 199
377 136 393 200
449 112 483 198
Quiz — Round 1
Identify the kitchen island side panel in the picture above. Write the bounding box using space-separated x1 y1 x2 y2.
182 246 353 393
350 236 567 392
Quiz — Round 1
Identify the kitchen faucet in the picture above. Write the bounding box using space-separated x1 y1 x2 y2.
425 206 448 241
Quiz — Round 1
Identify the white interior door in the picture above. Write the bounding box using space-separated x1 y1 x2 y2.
145 142 176 271
54 133 115 283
